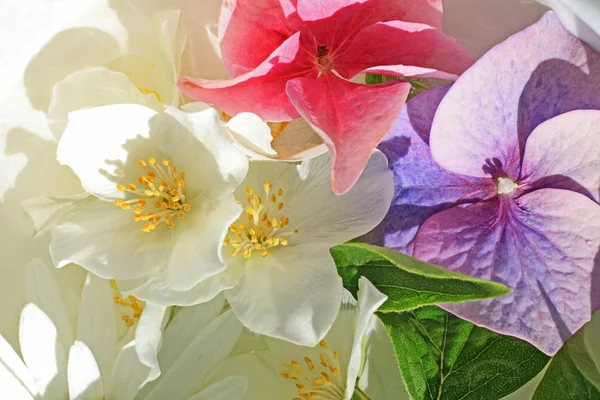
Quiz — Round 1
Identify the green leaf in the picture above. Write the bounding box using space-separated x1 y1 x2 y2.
364 74 433 100
380 307 550 400
534 330 600 399
331 243 510 312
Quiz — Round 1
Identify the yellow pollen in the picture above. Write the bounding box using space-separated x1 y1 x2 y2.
110 280 145 328
224 181 297 259
114 156 189 232
281 349 344 400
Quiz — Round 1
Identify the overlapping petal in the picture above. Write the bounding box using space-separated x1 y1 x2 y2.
334 21 473 80
414 189 600 355
362 85 495 253
520 110 600 202
225 245 343 346
178 33 316 121
430 11 600 179
286 73 409 194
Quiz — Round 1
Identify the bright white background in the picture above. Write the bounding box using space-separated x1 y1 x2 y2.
0 1 597 398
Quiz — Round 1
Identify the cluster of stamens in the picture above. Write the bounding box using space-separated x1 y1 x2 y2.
224 182 298 259
280 340 345 400
114 157 192 232
110 281 145 327
497 177 519 195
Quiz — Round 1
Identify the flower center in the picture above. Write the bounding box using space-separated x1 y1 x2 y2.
316 45 333 72
497 177 518 195
224 182 298 259
110 280 145 327
114 157 192 232
279 340 345 400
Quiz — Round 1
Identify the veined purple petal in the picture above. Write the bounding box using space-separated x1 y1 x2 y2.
430 11 600 180
414 189 600 355
362 85 494 253
520 110 600 203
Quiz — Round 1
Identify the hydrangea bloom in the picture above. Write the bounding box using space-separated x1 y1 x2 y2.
178 0 473 194
367 12 600 355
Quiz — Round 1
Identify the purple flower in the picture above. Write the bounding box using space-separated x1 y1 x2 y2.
367 12 600 355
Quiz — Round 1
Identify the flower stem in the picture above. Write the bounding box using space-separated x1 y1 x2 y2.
353 386 373 400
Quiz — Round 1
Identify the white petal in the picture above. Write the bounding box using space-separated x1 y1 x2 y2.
270 118 327 161
19 304 68 398
22 192 93 236
57 104 160 200
120 258 243 307
345 278 387 399
225 245 343 346
161 107 249 198
358 317 408 400
206 353 296 400
538 0 600 51
76 274 117 386
67 341 103 400
165 196 241 291
50 199 169 280
104 341 150 400
153 10 187 107
187 376 247 400
26 259 74 349
48 67 163 140
134 303 167 384
157 294 226 374
138 310 243 400
291 150 393 246
226 113 279 159
237 150 393 249
0 334 38 399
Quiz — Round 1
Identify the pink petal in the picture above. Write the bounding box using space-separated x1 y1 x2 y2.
520 110 600 203
218 0 299 77
414 190 600 355
286 73 410 194
334 21 473 80
429 12 600 179
296 0 443 37
178 33 316 121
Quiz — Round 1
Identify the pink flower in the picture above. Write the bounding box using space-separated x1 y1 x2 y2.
178 0 473 194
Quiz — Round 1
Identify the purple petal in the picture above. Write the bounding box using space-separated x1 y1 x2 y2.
361 85 495 253
414 189 600 355
430 11 600 180
520 110 600 203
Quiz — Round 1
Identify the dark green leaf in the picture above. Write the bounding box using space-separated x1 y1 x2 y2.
534 330 600 399
380 307 550 400
332 243 510 312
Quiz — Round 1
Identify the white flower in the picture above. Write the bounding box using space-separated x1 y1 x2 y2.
536 0 600 51
0 259 246 400
48 104 248 304
206 278 403 400
127 150 394 346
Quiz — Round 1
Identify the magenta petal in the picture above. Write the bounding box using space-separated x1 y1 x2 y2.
178 33 315 121
362 85 495 253
334 21 473 80
430 12 600 179
414 189 600 355
286 73 410 194
295 0 443 48
218 0 297 77
520 110 600 203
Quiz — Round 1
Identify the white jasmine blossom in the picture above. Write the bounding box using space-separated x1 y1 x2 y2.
0 260 246 400
536 0 600 51
48 104 248 304
127 150 393 346
206 278 402 400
